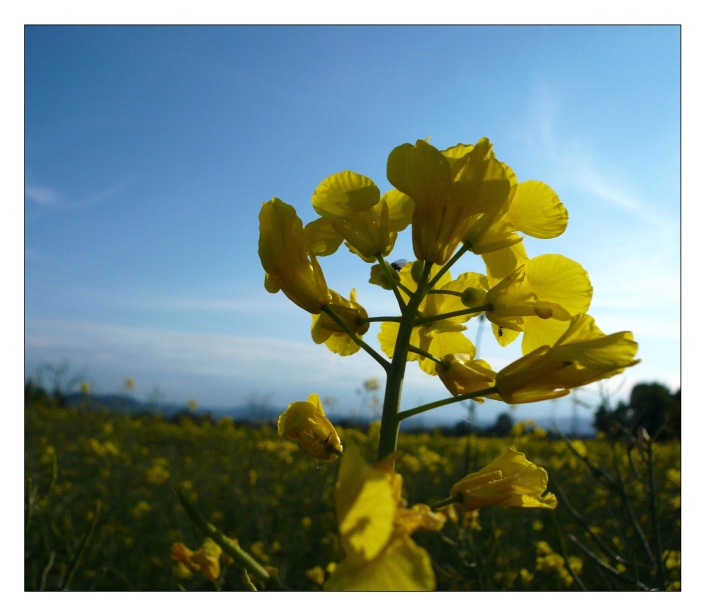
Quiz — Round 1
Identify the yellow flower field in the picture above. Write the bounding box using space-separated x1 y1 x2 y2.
25 400 680 591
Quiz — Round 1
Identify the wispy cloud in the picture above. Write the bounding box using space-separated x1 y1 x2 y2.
25 184 61 206
25 178 133 223
521 80 678 229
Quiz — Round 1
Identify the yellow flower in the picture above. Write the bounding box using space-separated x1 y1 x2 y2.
463 159 568 255
436 353 496 398
311 288 369 356
325 445 444 591
378 262 484 374
80 382 91 395
170 537 223 582
495 314 640 404
485 254 593 353
387 137 511 264
258 198 331 313
306 171 414 261
277 394 342 461
449 447 557 512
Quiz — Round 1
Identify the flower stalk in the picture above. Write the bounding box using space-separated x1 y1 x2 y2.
377 260 432 461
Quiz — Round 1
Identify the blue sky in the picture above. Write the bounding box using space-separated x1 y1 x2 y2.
24 25 680 426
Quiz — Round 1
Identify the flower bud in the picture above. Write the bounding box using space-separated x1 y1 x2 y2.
278 394 342 461
461 287 488 308
410 259 425 283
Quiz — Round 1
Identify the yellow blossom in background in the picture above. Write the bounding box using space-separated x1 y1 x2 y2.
449 447 557 512
495 314 640 404
436 353 497 398
387 137 511 264
124 377 135 390
89 438 119 457
485 254 593 353
258 197 332 313
306 565 326 586
277 394 342 461
170 537 223 582
311 289 369 356
145 458 170 484
131 500 153 519
325 445 443 590
80 382 91 395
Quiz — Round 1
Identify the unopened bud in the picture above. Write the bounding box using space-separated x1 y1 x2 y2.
461 287 488 308
410 260 426 283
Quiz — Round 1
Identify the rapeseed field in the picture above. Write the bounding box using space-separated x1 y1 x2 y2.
24 399 680 591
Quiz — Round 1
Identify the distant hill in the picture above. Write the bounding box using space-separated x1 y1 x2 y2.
64 392 596 436
64 393 281 423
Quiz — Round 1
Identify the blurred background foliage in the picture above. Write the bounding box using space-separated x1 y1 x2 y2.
25 381 680 591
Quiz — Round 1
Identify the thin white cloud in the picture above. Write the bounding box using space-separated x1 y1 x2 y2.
25 184 60 206
25 177 133 222
522 80 678 229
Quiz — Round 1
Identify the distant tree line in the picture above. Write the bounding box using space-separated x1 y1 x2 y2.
594 382 680 441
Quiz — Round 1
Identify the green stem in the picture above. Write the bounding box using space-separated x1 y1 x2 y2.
321 305 390 373
414 304 492 326
375 254 407 311
61 500 102 591
427 289 465 297
431 494 463 511
426 242 471 291
408 345 449 369
647 440 667 591
377 261 433 461
358 316 403 324
397 387 498 422
175 487 287 590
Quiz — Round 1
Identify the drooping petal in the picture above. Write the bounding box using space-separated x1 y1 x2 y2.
258 198 332 313
325 534 435 591
436 354 496 397
449 447 557 512
335 445 397 565
495 315 640 404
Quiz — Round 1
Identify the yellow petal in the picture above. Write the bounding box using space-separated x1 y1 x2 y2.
382 189 414 232
481 240 529 289
335 445 397 565
305 217 345 257
450 447 557 512
258 198 332 313
507 180 568 239
325 333 361 356
325 534 435 591
312 171 380 218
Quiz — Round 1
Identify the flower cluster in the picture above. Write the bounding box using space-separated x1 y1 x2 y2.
256 135 640 590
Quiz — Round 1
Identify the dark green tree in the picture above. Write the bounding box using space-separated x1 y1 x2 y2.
593 382 680 440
